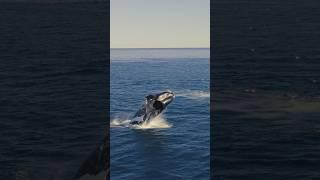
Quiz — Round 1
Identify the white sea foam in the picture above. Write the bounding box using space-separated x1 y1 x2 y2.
176 90 210 100
110 118 132 128
134 114 172 129
110 113 172 129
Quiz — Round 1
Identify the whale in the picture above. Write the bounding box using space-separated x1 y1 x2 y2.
74 91 174 179
130 90 175 125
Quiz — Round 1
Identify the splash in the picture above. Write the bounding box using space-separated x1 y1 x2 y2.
176 90 210 100
110 114 172 129
135 114 172 129
110 118 132 128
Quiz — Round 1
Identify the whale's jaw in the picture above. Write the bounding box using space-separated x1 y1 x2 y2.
156 91 175 108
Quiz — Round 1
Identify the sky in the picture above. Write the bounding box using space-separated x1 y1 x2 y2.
111 0 210 48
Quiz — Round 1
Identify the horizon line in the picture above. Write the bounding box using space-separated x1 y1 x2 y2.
110 47 210 49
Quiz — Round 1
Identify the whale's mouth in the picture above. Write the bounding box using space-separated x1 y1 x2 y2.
156 91 175 107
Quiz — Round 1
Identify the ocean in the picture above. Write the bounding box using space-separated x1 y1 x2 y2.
212 1 320 179
3 1 319 179
110 48 210 179
1 2 107 179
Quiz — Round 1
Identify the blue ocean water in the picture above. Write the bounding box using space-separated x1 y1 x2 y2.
212 1 320 179
1 2 107 179
110 48 210 179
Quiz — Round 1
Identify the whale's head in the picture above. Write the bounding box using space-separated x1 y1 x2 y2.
145 90 175 110
156 90 175 107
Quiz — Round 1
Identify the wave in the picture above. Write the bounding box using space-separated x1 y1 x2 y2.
175 90 210 100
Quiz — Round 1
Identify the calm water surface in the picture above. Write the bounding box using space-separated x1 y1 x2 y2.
212 1 320 179
110 48 210 180
1 2 107 179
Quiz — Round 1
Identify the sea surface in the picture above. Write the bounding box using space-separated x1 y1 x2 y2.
0 2 107 179
110 48 210 179
212 1 320 179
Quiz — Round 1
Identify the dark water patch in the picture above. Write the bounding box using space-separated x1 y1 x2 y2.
1 2 107 179
212 1 320 178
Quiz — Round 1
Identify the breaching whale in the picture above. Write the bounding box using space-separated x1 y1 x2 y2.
130 90 175 125
73 91 174 179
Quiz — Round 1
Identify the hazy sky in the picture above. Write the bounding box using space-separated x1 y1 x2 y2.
111 0 210 48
